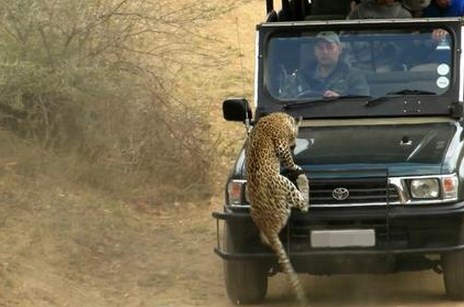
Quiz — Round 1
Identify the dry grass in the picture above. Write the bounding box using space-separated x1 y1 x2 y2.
0 0 259 204
0 1 263 306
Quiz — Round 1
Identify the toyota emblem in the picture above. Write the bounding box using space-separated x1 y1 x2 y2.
332 187 349 201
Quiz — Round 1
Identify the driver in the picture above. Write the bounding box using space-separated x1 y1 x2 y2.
299 31 370 98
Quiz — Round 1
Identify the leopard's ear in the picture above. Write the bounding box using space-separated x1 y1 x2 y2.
290 116 303 138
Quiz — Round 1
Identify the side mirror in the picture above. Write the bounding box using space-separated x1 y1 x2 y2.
222 98 252 122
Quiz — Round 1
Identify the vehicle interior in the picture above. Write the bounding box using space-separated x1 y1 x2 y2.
266 29 452 99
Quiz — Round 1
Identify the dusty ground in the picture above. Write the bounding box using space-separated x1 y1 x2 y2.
153 203 464 307
1 188 461 307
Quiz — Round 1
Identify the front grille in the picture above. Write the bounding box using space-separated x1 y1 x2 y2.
309 177 399 206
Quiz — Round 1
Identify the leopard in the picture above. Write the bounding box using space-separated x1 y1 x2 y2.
245 112 310 305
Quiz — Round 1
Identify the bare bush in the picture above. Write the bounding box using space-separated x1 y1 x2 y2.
0 0 241 199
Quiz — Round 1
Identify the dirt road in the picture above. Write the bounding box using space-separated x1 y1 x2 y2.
0 190 462 307
153 204 462 307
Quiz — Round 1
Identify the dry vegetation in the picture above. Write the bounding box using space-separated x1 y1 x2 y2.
0 0 257 201
0 0 263 306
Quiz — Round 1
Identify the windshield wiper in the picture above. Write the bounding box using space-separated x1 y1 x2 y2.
365 89 437 107
365 96 391 107
387 89 437 96
284 95 371 110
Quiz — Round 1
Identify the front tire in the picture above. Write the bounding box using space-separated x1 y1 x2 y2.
223 224 268 304
442 251 464 300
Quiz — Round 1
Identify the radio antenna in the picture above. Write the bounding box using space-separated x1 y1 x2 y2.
235 16 246 95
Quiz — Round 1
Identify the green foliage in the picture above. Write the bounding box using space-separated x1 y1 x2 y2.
0 0 238 198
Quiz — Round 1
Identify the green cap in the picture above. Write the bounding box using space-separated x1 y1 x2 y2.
316 31 340 44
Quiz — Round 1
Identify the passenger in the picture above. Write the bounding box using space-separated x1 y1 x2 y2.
402 0 431 16
345 0 412 72
401 31 447 70
298 31 370 98
347 0 413 19
423 0 464 17
422 0 464 41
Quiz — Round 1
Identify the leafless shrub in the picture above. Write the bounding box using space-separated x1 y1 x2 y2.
0 0 242 200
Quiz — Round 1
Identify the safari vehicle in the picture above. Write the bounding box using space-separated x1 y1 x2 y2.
212 0 464 304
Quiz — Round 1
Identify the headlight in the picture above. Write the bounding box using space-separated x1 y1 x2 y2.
391 174 458 204
410 178 440 199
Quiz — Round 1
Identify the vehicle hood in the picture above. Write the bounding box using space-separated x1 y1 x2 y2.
294 121 462 177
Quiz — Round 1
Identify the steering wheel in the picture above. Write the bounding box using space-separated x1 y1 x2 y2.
296 89 322 99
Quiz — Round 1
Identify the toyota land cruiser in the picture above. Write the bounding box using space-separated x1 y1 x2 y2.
212 0 464 304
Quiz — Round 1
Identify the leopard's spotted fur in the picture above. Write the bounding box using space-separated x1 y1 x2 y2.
245 112 310 305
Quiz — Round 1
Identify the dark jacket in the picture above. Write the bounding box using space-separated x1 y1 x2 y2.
423 0 464 17
347 2 413 19
300 61 370 96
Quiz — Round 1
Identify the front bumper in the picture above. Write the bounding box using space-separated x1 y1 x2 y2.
213 203 464 273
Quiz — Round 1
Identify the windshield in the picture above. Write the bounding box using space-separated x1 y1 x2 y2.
266 28 452 101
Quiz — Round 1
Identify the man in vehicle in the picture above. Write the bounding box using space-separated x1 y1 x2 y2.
347 0 412 19
422 0 464 41
423 0 464 17
298 31 370 98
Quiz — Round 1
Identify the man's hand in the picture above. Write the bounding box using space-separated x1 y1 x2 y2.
432 28 447 42
323 90 340 98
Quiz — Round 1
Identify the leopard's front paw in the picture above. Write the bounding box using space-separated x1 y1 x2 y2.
282 165 304 182
296 173 308 188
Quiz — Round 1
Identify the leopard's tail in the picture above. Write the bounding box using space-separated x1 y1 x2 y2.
269 234 308 306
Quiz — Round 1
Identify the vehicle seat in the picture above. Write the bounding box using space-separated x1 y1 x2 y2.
306 0 352 20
